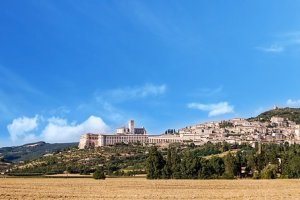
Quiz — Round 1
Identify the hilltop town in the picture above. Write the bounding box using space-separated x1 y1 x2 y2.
5 107 300 181
79 107 300 149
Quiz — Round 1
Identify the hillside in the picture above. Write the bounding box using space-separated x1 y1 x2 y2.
10 143 149 176
248 107 300 124
9 142 230 176
10 142 300 179
0 141 78 163
0 157 11 173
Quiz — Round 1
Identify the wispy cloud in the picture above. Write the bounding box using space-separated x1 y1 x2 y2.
256 45 284 53
0 97 16 119
48 106 71 116
119 1 201 48
282 31 300 44
189 86 223 97
257 30 300 53
188 102 234 117
91 83 166 123
0 65 43 95
287 99 300 107
126 1 176 42
97 83 167 103
0 65 49 120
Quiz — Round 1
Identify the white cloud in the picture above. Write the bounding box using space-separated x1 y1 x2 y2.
7 115 110 145
257 45 284 53
42 116 110 143
287 99 300 107
188 102 234 117
7 115 39 143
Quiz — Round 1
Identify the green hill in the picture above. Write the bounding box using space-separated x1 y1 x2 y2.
0 157 11 173
248 107 300 124
9 143 229 176
10 143 149 176
0 141 78 163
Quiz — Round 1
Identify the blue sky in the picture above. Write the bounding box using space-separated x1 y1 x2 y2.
1 1 300 146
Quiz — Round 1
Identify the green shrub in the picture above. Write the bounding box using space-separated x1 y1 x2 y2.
93 167 106 180
260 164 277 179
252 170 260 179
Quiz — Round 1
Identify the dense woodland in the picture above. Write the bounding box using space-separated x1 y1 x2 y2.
146 142 300 179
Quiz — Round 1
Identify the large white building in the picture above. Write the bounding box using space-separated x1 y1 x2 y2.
79 120 156 149
78 120 203 149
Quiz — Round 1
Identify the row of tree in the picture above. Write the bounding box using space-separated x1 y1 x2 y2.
146 143 300 179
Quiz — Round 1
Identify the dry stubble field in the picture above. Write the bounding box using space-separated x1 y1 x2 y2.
0 178 300 200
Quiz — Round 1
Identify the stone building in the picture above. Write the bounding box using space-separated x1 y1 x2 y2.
79 120 148 149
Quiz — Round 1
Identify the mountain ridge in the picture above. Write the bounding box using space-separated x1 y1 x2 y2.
0 141 78 163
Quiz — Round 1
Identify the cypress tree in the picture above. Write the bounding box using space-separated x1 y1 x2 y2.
146 146 165 179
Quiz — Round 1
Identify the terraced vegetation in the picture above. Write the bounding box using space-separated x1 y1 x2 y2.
0 178 299 199
10 143 149 176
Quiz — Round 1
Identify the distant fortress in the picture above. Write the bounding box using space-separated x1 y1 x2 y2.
79 118 300 149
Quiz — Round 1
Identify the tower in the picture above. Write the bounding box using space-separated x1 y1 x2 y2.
128 120 135 134
257 142 262 155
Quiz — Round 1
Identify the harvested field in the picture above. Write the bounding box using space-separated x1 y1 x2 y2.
0 178 299 200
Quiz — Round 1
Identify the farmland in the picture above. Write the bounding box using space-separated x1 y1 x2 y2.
0 178 299 199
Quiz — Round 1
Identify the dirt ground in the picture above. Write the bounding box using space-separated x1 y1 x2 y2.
0 178 299 200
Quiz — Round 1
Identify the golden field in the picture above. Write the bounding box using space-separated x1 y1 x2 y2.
0 178 300 200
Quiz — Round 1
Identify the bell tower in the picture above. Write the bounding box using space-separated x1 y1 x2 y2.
128 120 135 134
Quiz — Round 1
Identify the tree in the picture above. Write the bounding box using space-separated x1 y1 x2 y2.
170 148 181 179
146 147 165 179
209 157 225 177
256 153 266 171
80 166 90 175
162 148 172 179
180 150 199 179
107 163 119 175
198 159 213 179
246 154 256 174
260 164 277 179
286 155 300 178
221 142 230 152
223 152 235 179
93 167 106 180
